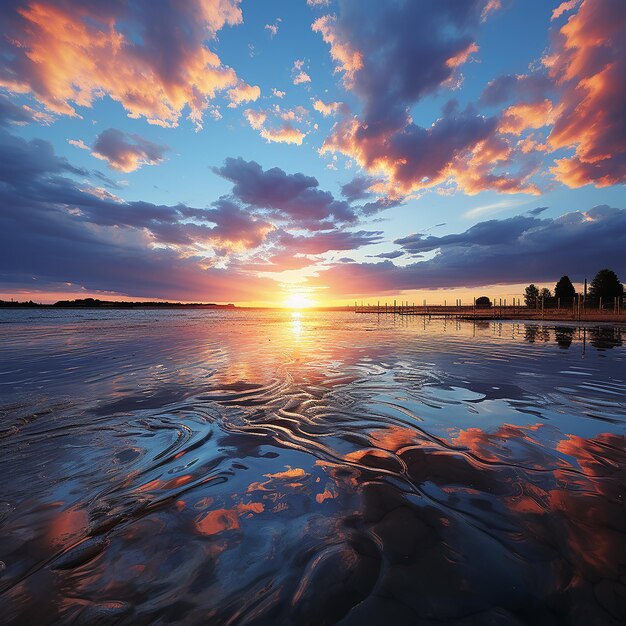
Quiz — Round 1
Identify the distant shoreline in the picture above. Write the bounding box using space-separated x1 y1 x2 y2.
0 299 236 309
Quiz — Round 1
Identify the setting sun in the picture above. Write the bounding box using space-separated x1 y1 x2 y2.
284 292 315 309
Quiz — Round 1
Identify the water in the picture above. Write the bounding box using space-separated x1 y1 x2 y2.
0 309 625 625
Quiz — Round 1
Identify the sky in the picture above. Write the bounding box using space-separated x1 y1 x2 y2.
0 0 624 307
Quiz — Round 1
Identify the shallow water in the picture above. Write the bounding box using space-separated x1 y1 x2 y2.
0 309 625 625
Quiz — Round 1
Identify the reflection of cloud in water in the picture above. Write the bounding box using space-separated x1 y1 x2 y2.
0 311 625 623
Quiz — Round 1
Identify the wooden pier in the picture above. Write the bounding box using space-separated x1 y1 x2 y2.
351 299 626 323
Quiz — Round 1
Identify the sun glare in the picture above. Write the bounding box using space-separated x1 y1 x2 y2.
284 292 314 309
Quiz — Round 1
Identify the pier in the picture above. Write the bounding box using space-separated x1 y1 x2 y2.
351 298 626 322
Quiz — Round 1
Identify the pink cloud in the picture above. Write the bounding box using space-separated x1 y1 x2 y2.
551 0 582 20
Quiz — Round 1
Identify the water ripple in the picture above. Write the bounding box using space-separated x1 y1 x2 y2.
0 310 625 624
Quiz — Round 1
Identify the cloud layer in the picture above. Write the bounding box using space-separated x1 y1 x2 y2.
313 205 626 296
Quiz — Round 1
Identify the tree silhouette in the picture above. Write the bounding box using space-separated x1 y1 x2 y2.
589 269 624 302
524 284 539 307
554 275 576 301
475 296 491 308
540 287 552 300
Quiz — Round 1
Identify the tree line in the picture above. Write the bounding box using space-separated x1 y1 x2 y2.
524 269 624 308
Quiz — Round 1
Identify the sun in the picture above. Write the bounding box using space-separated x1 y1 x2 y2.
284 292 314 309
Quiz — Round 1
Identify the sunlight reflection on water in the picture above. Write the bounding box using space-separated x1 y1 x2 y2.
0 309 625 624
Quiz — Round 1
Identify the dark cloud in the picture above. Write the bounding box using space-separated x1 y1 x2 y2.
314 1 540 195
340 175 377 201
395 215 541 253
0 95 39 126
312 205 626 295
92 128 170 172
277 230 383 255
369 250 404 259
213 157 357 224
313 0 488 134
480 73 553 107
528 206 549 216
0 129 87 186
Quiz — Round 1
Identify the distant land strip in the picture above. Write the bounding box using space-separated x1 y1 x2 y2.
0 298 236 309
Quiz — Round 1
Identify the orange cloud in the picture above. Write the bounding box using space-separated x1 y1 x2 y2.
260 123 306 145
546 0 626 187
227 82 261 107
499 100 554 135
0 1 244 129
312 15 363 85
313 99 343 116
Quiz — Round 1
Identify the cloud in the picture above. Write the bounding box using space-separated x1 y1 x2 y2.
264 18 281 37
527 206 549 216
68 138 89 151
551 0 582 20
292 59 311 84
243 108 307 144
241 251 319 273
498 100 554 135
227 82 261 107
0 94 42 126
213 157 357 225
260 123 306 145
311 205 626 295
545 0 626 187
340 175 377 201
314 1 538 196
244 109 267 130
0 0 245 129
278 230 383 255
480 73 553 107
312 99 343 117
322 104 541 196
369 250 404 259
272 88 286 99
90 128 170 172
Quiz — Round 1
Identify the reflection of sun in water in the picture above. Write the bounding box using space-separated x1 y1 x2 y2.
291 311 302 337
284 292 314 309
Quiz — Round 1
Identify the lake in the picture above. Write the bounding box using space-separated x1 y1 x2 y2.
1 309 625 625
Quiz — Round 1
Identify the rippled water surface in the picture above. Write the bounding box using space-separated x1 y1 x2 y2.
1 309 625 625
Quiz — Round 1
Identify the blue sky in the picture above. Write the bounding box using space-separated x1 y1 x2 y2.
0 0 624 305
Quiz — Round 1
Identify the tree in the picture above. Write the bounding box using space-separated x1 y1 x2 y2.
554 275 576 301
524 284 539 308
540 287 552 300
589 269 624 302
475 296 491 308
